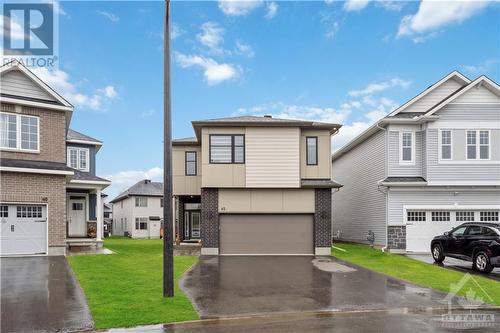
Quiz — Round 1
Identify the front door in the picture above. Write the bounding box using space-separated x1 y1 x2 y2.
184 211 200 240
68 199 86 237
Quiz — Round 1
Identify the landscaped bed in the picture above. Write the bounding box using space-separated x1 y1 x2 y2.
68 237 198 329
332 242 500 306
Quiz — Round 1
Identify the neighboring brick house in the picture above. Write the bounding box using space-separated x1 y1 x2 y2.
172 116 342 255
0 60 110 256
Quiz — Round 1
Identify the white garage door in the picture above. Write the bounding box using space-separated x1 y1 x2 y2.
0 204 47 256
406 210 500 253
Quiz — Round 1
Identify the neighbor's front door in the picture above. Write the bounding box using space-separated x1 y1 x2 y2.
68 199 86 237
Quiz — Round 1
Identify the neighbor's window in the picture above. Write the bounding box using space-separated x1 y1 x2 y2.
135 197 148 207
456 211 474 222
210 134 244 164
479 130 489 160
407 211 426 222
67 147 89 171
185 151 197 176
306 137 318 165
0 112 39 151
135 217 148 230
467 130 489 160
441 130 452 160
16 205 42 218
0 205 8 218
480 211 499 222
431 211 450 222
400 132 413 163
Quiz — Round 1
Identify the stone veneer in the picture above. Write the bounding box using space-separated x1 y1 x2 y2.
200 188 218 248
387 226 406 250
314 189 332 248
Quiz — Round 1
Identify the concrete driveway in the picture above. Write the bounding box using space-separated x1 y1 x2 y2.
181 256 469 318
408 254 500 281
1 256 93 333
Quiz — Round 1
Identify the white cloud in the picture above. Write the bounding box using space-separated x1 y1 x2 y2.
31 67 118 111
376 1 404 12
142 109 156 117
171 23 185 40
461 58 499 74
265 2 278 19
235 40 255 58
218 0 263 16
348 77 410 96
319 12 340 39
397 0 491 39
175 52 240 85
197 22 225 54
106 167 163 199
343 0 371 12
97 10 119 23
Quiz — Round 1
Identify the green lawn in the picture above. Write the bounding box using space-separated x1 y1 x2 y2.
68 237 198 329
332 243 500 306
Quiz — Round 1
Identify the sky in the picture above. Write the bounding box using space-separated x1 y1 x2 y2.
3 1 499 199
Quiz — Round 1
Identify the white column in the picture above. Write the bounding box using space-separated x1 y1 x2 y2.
96 187 103 241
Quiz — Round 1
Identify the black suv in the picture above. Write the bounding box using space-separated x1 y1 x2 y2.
431 222 500 274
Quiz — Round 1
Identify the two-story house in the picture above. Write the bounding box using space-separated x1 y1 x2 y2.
332 71 500 253
0 60 110 256
172 116 342 255
110 179 163 238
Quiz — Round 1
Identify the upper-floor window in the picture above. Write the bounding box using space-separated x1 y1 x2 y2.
185 151 197 176
0 112 39 152
400 132 414 164
306 137 318 165
67 147 90 172
209 134 244 164
135 197 148 207
467 130 489 160
440 130 452 160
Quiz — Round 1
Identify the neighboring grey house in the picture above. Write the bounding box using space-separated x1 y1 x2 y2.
332 71 500 253
110 180 163 238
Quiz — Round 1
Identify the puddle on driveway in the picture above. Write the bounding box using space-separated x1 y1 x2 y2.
311 258 356 273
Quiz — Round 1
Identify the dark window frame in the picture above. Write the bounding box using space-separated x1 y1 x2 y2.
306 136 318 166
185 151 197 176
209 134 245 164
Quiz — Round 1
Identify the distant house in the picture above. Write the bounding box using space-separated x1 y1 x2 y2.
110 180 163 238
332 71 500 253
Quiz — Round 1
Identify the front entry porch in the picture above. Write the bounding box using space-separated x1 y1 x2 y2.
175 196 201 244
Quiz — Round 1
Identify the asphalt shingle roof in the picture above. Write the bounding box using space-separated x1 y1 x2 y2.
381 177 427 183
0 158 73 172
301 179 343 188
110 180 163 203
67 129 102 144
71 169 110 182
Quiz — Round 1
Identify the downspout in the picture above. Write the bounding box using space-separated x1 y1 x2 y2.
376 121 389 251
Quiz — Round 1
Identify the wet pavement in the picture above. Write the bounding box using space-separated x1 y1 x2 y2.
408 254 500 281
0 256 94 333
101 308 500 333
180 256 471 319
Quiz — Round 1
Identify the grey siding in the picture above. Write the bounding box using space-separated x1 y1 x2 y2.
332 130 387 246
422 131 427 179
435 103 500 122
67 144 96 176
388 189 500 225
387 131 423 177
1 70 57 101
401 78 463 113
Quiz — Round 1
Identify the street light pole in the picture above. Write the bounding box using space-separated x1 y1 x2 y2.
163 0 174 298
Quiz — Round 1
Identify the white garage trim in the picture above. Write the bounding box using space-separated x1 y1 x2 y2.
0 202 49 256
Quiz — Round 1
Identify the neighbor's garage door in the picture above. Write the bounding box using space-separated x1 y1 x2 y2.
219 214 313 255
0 204 47 256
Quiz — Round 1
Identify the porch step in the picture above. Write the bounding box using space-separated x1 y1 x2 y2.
66 238 103 248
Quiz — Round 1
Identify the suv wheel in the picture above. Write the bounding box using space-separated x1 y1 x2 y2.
432 244 445 263
473 251 493 274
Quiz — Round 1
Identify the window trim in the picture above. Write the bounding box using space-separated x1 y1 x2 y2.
185 151 197 176
399 131 415 165
439 129 453 161
466 130 490 161
67 147 90 172
209 134 245 164
306 136 318 166
135 217 148 230
0 112 40 153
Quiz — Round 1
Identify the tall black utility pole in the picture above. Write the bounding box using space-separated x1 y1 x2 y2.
163 0 174 297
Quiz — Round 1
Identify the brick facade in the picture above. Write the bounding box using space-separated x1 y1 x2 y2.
387 226 406 250
314 188 332 247
0 104 67 163
200 188 218 248
0 172 67 254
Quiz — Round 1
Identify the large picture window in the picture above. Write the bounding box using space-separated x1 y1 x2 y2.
209 134 244 164
0 112 39 152
306 137 318 165
185 151 197 176
67 147 90 171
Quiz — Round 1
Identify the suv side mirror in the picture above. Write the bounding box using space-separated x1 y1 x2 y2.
444 231 450 236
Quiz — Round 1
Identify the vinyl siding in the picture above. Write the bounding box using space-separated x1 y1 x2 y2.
388 189 500 226
434 103 500 122
332 130 387 245
401 78 464 113
1 71 57 101
452 86 500 104
245 127 300 188
387 131 423 177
